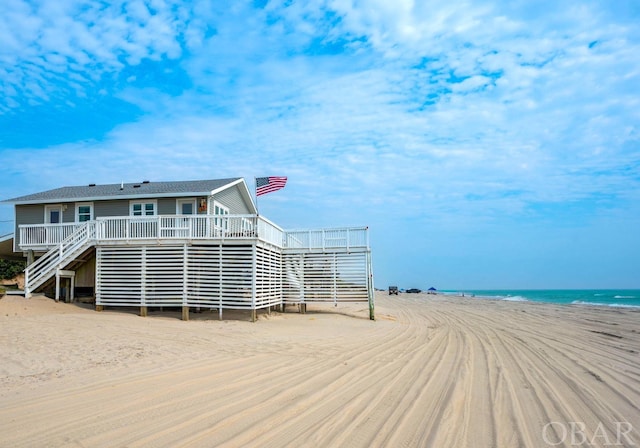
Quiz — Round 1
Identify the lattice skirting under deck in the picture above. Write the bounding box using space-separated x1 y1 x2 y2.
96 243 281 310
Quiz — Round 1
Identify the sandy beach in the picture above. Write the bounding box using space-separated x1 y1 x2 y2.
1 292 638 447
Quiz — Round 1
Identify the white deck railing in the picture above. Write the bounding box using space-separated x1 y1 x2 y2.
19 217 368 251
18 215 282 249
19 223 80 248
283 227 369 250
95 215 284 247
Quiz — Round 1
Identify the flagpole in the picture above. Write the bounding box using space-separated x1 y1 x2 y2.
254 177 259 216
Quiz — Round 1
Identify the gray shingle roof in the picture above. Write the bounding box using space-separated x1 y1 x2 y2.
4 178 242 204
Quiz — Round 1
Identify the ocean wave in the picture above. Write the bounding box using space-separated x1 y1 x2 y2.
502 296 528 302
468 294 529 302
614 295 636 299
572 300 640 309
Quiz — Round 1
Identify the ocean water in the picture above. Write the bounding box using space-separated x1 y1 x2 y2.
442 290 640 309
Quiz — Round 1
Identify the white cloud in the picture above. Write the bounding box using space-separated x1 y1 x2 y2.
1 0 639 286
0 0 198 112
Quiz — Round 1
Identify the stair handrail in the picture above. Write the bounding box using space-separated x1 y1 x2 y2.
25 222 96 296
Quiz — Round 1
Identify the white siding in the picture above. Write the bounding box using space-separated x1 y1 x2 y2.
255 245 282 308
96 246 143 305
214 185 251 214
282 251 370 304
144 246 186 306
96 244 369 311
97 243 258 310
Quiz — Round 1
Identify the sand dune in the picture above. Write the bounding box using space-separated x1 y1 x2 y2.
1 292 638 447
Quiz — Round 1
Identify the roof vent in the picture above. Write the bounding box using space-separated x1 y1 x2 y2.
89 183 96 187
142 180 150 184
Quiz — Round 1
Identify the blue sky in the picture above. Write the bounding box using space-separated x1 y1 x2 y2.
1 0 639 289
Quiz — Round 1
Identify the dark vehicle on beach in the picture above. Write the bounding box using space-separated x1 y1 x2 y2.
388 286 398 295
406 288 421 293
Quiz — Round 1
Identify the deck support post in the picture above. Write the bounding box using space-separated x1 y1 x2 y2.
182 306 189 321
24 265 31 299
55 272 60 303
140 306 147 317
367 251 375 321
251 245 257 323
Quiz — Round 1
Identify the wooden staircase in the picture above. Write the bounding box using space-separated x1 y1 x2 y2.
24 222 96 298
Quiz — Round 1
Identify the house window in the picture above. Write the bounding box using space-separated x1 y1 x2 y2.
213 204 229 216
130 201 157 216
76 203 93 222
213 203 229 232
45 205 63 224
181 202 193 215
177 199 196 215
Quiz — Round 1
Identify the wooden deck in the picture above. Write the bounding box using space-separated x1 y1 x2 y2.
20 216 374 319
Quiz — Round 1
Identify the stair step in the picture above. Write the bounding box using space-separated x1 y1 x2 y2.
5 289 26 296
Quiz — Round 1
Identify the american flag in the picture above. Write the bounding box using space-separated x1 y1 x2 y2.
256 176 287 196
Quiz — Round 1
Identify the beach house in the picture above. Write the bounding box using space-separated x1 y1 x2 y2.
2 178 374 320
